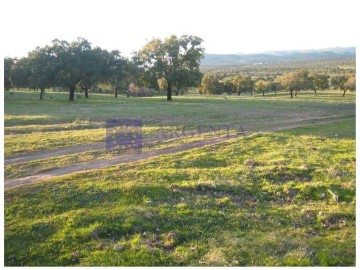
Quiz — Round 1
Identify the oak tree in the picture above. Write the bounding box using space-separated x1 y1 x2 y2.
254 79 268 96
4 57 15 91
134 35 204 100
341 75 355 97
200 74 222 95
309 72 329 96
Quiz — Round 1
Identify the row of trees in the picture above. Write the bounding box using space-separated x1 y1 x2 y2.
200 74 254 96
6 38 131 100
4 35 205 101
202 58 355 80
200 70 355 97
5 37 355 100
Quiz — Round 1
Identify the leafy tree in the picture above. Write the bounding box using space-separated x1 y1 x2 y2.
254 79 268 96
330 75 347 91
50 38 101 101
231 75 253 96
275 73 297 98
136 68 158 90
9 38 134 100
9 57 32 90
104 50 131 98
275 70 310 98
4 57 15 90
11 46 59 99
28 45 60 99
77 47 111 98
294 69 311 96
309 72 329 96
200 74 222 95
231 75 242 96
268 80 281 95
341 75 355 97
222 79 236 95
247 76 255 96
172 69 202 96
134 35 204 100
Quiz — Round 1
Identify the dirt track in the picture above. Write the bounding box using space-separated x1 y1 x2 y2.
4 114 350 166
4 117 349 190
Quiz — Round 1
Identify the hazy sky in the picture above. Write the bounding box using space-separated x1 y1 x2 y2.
1 0 358 58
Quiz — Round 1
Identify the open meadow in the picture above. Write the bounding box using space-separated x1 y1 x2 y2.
3 89 355 266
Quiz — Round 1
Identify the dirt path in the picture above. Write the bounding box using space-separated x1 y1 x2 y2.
4 114 351 166
4 143 105 166
4 117 349 190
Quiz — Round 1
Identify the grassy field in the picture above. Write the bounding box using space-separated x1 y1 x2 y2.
4 89 356 266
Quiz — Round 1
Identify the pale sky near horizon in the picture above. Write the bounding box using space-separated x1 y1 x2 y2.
1 0 359 58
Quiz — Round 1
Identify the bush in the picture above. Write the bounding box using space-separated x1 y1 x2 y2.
128 83 153 97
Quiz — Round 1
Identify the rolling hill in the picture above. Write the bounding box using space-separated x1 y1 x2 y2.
201 47 355 66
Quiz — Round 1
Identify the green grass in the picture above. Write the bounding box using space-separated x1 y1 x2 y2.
4 128 106 156
5 89 355 126
4 89 355 157
284 118 355 139
4 133 220 179
4 89 356 266
4 122 355 266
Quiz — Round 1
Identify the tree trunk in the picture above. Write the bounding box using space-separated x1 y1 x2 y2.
343 89 347 97
295 90 297 96
69 85 75 101
314 90 317 96
237 91 240 96
115 87 118 98
290 89 293 98
79 84 89 98
40 88 45 100
250 89 253 96
167 81 172 101
262 91 265 96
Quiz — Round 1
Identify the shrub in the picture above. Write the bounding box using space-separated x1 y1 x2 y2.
128 83 153 97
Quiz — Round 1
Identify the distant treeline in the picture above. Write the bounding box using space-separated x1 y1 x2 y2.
200 70 355 97
4 35 204 101
4 37 355 100
201 58 355 78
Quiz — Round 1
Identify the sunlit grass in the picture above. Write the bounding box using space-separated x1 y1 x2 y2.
4 121 355 266
4 89 354 157
4 129 105 156
4 88 356 266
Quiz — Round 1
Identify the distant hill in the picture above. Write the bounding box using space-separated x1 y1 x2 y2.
201 47 355 66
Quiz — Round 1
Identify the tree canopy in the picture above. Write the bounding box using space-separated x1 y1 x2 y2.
4 57 15 91
9 38 132 100
308 72 329 96
5 36 355 100
200 74 222 95
341 75 356 97
254 79 270 96
275 70 311 98
134 35 204 100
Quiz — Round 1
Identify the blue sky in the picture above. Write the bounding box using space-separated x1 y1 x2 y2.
1 0 358 57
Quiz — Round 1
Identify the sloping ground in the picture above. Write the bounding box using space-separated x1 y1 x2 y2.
4 113 352 165
4 121 355 266
4 116 350 190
